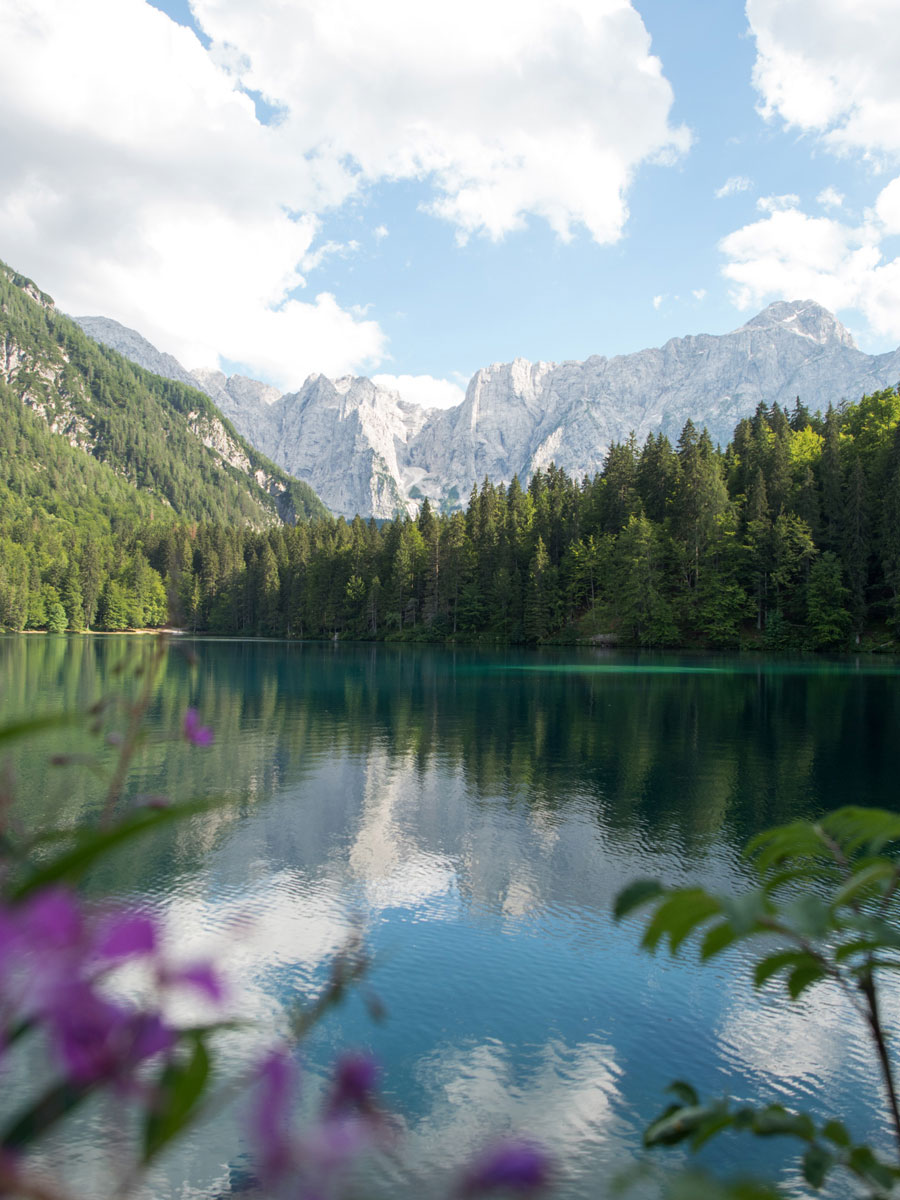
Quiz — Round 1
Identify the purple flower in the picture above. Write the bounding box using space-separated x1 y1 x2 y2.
0 888 216 1091
96 913 157 961
22 887 82 950
327 1052 379 1116
252 1049 297 1185
0 1150 22 1195
249 1050 389 1197
460 1141 552 1196
163 961 225 1002
52 984 174 1084
183 708 214 747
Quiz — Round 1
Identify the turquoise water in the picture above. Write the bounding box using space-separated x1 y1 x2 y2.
3 635 900 1197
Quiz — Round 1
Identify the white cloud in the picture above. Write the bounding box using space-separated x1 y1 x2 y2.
373 373 466 409
373 225 389 241
692 288 707 301
719 174 900 341
0 0 689 386
299 239 361 277
722 4 900 348
652 294 665 310
715 175 753 199
875 176 900 235
756 193 800 214
747 0 900 158
817 185 845 210
0 0 382 388
190 0 690 245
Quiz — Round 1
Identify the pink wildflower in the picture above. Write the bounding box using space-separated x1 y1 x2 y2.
183 708 214 747
460 1141 552 1196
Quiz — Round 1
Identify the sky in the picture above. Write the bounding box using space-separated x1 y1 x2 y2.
2 0 900 407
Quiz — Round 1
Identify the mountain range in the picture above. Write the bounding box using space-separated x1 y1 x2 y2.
75 302 900 520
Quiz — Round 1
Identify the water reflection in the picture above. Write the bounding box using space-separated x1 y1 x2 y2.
3 636 900 1198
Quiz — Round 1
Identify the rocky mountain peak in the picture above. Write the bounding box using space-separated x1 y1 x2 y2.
73 299 900 520
737 300 857 349
222 374 281 407
191 366 228 393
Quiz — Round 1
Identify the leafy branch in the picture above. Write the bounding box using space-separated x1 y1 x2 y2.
615 807 900 1196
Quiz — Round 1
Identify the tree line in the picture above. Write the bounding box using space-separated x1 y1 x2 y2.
5 385 900 649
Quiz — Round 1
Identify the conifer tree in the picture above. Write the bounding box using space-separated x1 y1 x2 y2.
842 457 870 633
523 536 557 642
614 514 676 647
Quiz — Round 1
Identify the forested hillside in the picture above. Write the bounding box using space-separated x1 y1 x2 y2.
0 261 327 631
82 386 900 650
0 262 326 523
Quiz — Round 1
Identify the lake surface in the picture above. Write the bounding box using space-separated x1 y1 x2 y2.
3 635 900 1198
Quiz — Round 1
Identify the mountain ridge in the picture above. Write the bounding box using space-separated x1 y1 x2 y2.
74 301 900 520
0 264 328 527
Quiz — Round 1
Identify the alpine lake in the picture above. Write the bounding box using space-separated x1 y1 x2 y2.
3 634 900 1199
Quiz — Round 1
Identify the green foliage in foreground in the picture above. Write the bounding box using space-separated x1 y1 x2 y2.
0 641 385 1200
616 807 900 1198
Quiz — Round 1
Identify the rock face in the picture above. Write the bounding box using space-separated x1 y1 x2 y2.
188 367 282 434
73 316 200 390
75 300 900 519
260 374 431 520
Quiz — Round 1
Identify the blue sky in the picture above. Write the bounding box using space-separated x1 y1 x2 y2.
2 0 899 405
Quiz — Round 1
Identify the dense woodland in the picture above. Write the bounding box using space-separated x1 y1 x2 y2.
0 258 325 573
4 361 900 647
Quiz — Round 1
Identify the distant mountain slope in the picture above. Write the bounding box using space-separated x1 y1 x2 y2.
1 263 328 525
73 315 200 391
409 301 900 504
75 297 900 520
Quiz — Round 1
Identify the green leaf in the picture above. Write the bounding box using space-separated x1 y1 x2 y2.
641 889 722 954
719 890 770 936
701 921 736 960
749 1106 815 1140
761 864 841 896
10 797 229 901
753 950 810 989
659 1170 784 1200
832 860 896 908
823 807 900 855
614 879 665 920
689 1107 736 1152
847 1144 900 1190
821 1119 850 1147
1 1078 95 1150
747 822 824 875
644 1104 722 1147
142 1036 211 1163
787 962 826 999
0 712 78 746
666 1081 700 1106
782 894 831 940
802 1142 832 1189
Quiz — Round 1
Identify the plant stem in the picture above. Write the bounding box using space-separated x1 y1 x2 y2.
860 970 900 1159
101 635 168 825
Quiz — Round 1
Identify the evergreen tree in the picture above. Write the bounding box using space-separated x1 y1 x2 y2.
819 405 844 551
806 552 851 647
614 515 677 647
523 537 558 642
842 457 870 633
599 439 639 534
